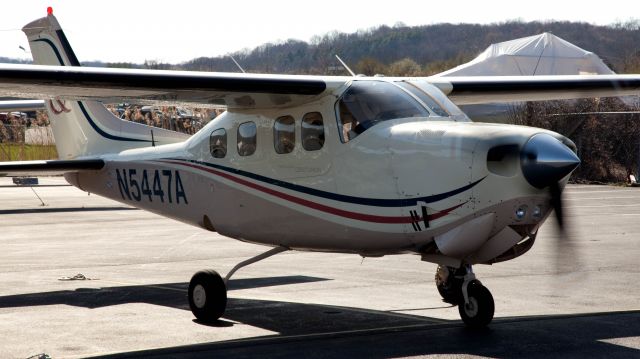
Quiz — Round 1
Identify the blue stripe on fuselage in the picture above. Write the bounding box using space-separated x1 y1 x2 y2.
170 159 484 208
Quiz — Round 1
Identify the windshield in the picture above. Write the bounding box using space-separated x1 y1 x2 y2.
395 81 450 117
336 81 430 142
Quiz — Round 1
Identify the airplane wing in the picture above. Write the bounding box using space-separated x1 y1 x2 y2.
0 159 104 177
0 63 347 109
428 75 640 105
0 63 638 109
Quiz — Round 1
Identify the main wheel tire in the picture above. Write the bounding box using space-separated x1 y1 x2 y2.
435 266 462 304
458 280 494 328
188 270 227 322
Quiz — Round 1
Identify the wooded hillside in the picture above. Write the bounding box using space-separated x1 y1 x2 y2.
177 20 640 75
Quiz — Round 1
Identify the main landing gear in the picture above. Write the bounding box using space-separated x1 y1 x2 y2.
435 264 494 328
188 246 288 322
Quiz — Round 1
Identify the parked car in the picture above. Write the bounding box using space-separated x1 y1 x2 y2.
172 107 194 120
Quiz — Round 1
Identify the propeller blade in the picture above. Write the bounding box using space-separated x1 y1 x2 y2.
549 181 564 229
548 180 581 278
549 180 567 275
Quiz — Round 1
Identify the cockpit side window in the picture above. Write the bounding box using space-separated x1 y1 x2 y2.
336 81 430 142
396 82 450 117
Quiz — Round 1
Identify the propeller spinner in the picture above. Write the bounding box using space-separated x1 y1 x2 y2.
521 133 580 229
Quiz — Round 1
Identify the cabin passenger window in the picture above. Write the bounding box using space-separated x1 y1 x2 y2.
274 115 295 154
396 82 450 117
209 128 227 158
237 122 257 156
302 112 324 151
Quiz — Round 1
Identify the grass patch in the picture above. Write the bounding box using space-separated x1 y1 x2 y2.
0 144 58 161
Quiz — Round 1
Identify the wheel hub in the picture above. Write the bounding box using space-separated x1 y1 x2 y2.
464 297 479 317
193 284 207 309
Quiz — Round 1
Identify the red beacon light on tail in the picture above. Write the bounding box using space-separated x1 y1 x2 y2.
47 7 53 16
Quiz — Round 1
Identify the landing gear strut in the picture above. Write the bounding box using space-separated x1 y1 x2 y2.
188 246 288 322
435 264 494 328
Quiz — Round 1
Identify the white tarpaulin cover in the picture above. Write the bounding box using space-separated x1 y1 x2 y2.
435 33 624 122
437 32 614 77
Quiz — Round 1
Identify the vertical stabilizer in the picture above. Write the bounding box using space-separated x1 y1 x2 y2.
22 12 188 159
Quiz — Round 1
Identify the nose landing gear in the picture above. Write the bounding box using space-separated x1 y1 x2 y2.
435 264 494 328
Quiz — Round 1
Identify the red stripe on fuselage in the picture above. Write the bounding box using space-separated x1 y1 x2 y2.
159 159 464 224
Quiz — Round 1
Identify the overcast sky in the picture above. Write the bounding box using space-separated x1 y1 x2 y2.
0 0 636 64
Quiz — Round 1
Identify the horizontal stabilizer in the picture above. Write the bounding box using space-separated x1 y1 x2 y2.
0 100 45 112
0 159 104 177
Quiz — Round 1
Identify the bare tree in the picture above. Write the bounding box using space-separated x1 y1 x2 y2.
355 57 386 76
508 97 640 183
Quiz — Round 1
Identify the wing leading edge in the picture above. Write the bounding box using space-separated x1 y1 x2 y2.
0 63 346 109
0 63 637 109
430 75 640 105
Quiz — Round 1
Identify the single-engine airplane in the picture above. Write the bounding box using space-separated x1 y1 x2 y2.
0 10 639 328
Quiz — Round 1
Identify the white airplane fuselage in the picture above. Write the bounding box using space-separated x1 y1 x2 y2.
64 79 571 266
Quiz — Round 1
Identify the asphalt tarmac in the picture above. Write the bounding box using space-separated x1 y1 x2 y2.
0 178 638 358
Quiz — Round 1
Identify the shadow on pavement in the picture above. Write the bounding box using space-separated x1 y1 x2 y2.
92 310 640 358
0 276 328 312
0 184 70 188
2 279 638 358
0 206 137 214
0 276 433 335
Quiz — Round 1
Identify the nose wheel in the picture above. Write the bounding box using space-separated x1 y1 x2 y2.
435 264 495 328
458 279 494 328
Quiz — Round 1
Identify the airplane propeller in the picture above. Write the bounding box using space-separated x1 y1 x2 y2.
520 133 580 270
